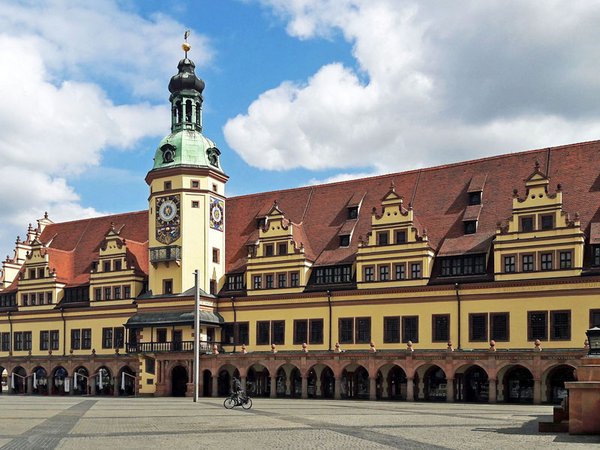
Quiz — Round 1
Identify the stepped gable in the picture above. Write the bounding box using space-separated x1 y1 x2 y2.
36 211 148 286
225 140 600 273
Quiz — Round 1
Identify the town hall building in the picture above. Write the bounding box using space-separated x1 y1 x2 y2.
0 41 599 404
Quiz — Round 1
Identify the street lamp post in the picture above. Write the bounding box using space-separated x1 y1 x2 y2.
193 269 200 402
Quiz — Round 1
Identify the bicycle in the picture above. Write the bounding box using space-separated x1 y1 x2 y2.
223 391 252 410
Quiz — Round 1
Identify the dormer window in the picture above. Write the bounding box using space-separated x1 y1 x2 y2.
468 192 482 205
464 221 477 235
339 235 350 247
594 246 600 266
256 217 266 229
161 144 176 164
541 214 554 230
348 206 358 219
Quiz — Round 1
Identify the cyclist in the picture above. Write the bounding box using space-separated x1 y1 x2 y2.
232 377 243 404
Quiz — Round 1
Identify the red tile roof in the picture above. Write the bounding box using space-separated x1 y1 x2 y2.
4 140 600 287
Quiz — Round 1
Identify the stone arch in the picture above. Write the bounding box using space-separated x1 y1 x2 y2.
306 363 335 399
73 366 90 395
217 363 239 397
376 363 408 400
50 366 69 395
413 364 447 401
274 363 301 398
171 365 188 397
542 364 576 404
117 365 136 396
499 364 534 404
341 363 369 400
453 364 489 403
11 366 27 394
93 366 113 396
246 363 270 397
31 366 49 395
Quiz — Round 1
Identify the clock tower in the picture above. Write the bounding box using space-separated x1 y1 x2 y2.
146 37 228 296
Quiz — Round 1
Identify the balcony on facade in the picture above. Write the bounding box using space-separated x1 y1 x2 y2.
149 246 181 265
127 340 219 354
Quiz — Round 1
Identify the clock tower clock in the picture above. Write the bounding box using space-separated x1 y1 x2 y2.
145 38 228 297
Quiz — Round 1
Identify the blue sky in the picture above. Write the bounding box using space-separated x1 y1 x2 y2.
1 0 600 261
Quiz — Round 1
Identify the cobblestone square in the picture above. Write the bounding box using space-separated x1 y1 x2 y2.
0 396 598 449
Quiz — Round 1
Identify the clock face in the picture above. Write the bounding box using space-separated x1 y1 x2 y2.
210 197 224 232
156 195 181 244
159 200 177 222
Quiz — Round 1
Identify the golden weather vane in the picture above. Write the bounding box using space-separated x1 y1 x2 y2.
182 30 191 58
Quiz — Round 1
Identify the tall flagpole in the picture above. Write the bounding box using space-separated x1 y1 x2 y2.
194 269 200 403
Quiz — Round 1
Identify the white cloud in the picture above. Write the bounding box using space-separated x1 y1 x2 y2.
225 0 600 173
0 1 206 264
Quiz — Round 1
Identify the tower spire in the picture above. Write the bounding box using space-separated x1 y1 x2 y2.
182 30 191 58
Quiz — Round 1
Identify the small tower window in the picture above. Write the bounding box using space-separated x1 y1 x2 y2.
185 100 192 122
176 101 182 123
196 102 201 125
468 192 482 205
163 279 173 295
191 180 200 189
164 181 172 190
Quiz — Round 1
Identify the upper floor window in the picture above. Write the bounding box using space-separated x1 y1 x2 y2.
379 265 390 281
541 214 554 230
440 254 485 277
559 251 572 269
394 264 405 280
253 275 262 290
411 263 422 279
504 255 516 273
227 274 244 291
468 191 481 205
521 217 534 232
395 230 407 244
212 248 220 263
290 272 300 287
314 266 352 284
432 314 450 342
364 266 374 282
163 279 173 295
114 260 122 271
540 253 553 271
278 243 288 255
103 261 111 272
264 244 274 257
29 269 36 279
522 254 534 272
347 206 358 219
278 273 287 288
377 232 389 246
528 311 547 341
265 274 273 289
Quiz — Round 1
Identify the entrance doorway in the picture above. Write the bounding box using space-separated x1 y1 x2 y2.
171 365 188 397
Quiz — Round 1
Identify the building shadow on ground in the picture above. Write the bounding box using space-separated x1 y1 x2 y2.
472 414 600 445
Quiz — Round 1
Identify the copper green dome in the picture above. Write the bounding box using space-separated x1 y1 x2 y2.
152 130 223 172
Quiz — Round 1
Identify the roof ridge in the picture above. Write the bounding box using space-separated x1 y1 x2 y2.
44 210 147 227
228 139 600 200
